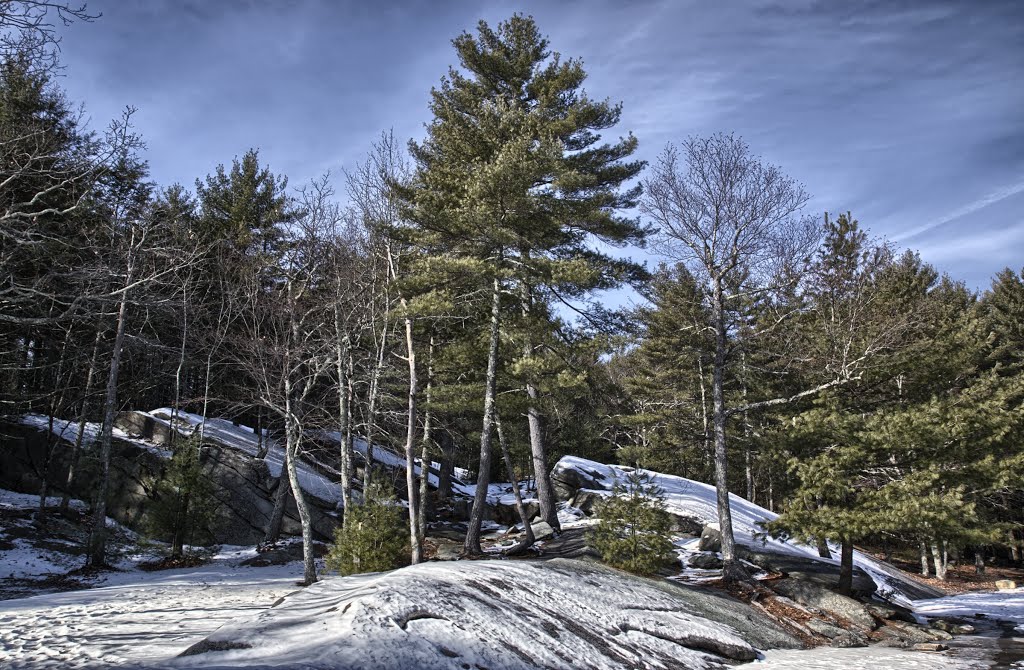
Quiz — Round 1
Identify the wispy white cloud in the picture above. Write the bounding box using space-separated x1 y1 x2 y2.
894 179 1024 243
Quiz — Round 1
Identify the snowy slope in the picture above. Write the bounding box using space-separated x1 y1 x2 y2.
18 413 172 459
171 559 758 670
141 408 344 505
556 456 937 606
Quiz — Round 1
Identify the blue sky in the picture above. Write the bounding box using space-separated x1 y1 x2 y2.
54 0 1023 292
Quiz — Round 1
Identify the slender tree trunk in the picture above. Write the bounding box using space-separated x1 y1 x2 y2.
363 317 387 487
817 537 832 560
284 412 317 585
62 330 103 512
744 447 754 504
438 430 454 500
265 468 291 544
920 540 930 577
168 287 191 558
417 335 434 546
87 257 134 567
400 305 422 564
335 326 353 524
838 536 854 596
710 279 742 580
526 383 558 529
932 539 947 580
38 327 73 525
1010 531 1020 564
518 276 559 531
345 351 356 496
698 356 710 473
172 283 190 446
465 279 501 556
975 546 986 575
496 411 535 555
741 353 753 503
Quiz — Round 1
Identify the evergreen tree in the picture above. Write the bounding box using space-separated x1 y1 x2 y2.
402 14 645 554
589 469 677 576
326 472 409 576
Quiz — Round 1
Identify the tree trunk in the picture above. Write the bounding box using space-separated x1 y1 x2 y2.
932 539 947 580
285 417 317 585
438 431 454 500
698 356 711 473
518 276 559 531
1010 531 1020 565
838 536 854 596
496 411 535 554
975 546 986 575
265 469 291 544
417 335 434 546
335 326 353 525
465 279 501 556
363 309 388 488
400 308 422 564
710 278 742 580
920 540 930 577
62 329 103 512
38 328 73 525
86 277 132 567
817 537 832 560
526 383 558 530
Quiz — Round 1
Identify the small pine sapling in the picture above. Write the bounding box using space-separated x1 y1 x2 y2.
147 434 218 555
588 469 677 576
326 470 409 576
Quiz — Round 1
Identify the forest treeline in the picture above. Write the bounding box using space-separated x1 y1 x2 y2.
2 5 1022 586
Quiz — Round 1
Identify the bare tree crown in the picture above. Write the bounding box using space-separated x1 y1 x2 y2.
643 133 818 288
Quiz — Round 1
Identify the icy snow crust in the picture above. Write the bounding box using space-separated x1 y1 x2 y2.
557 456 932 606
173 559 755 670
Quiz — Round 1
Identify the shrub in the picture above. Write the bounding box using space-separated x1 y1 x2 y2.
146 435 217 552
326 474 408 576
588 469 677 576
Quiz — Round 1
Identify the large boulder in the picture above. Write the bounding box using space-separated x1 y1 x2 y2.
770 578 877 630
551 458 612 501
0 416 340 546
493 496 539 526
736 546 877 596
698 524 722 552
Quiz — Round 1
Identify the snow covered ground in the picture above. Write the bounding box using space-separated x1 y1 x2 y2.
918 587 1024 631
751 646 975 668
556 456 935 605
0 559 303 669
170 559 759 670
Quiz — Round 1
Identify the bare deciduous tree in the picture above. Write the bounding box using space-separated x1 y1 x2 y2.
642 133 819 579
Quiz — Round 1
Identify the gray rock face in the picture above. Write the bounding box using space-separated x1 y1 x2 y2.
688 552 724 570
737 546 878 596
771 578 877 630
0 416 340 546
494 497 539 526
881 620 952 645
551 459 611 501
530 521 555 541
570 489 606 514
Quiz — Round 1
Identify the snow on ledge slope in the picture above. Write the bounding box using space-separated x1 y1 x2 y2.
553 456 941 606
171 559 757 670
